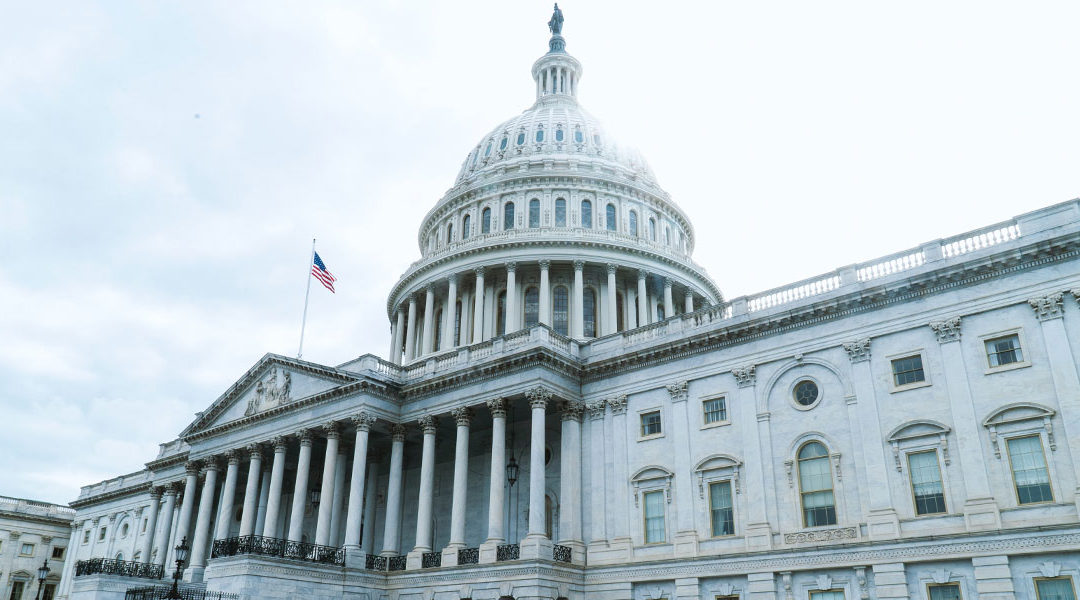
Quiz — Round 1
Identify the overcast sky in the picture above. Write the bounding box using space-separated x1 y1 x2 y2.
1 1 1078 505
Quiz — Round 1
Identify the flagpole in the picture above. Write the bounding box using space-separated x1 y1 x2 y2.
297 237 316 359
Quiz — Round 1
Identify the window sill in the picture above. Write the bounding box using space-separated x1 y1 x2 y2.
638 433 665 442
890 380 931 394
985 361 1031 375
700 420 731 431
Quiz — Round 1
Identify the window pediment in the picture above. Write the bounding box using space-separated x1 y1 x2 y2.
631 465 673 506
983 402 1057 458
887 420 951 471
693 454 742 498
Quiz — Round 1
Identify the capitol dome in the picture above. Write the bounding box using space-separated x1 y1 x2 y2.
386 9 721 365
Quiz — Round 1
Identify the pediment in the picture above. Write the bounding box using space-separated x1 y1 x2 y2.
631 465 674 483
179 353 361 438
983 402 1055 427
694 453 742 473
887 420 951 443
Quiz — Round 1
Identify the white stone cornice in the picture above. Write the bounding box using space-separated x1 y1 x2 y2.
1028 292 1065 321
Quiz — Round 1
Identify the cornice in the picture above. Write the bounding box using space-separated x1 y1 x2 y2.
144 450 189 473
400 345 582 402
69 481 152 510
0 510 74 528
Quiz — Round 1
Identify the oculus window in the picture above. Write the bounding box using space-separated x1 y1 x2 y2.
793 380 820 407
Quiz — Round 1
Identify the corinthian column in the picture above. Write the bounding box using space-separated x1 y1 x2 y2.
408 415 438 567
443 407 471 565
139 488 163 562
405 295 418 360
344 412 375 548
392 308 406 365
262 437 288 538
473 267 486 342
154 486 178 566
505 262 518 333
684 289 694 313
521 388 554 559
314 423 341 546
444 274 458 350
238 445 263 537
539 260 552 326
480 398 507 564
187 461 220 579
421 284 436 355
287 430 314 542
637 270 649 326
663 278 674 318
559 401 584 562
381 424 407 556
572 260 585 338
173 462 200 560
214 451 241 540
606 264 618 335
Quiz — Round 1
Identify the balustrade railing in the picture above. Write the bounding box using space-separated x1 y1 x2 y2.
496 543 520 562
75 559 163 579
422 551 442 568
387 556 407 571
552 544 572 563
457 547 479 565
125 587 239 600
209 535 344 566
365 554 386 571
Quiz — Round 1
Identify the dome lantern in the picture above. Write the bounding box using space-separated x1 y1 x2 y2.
532 3 581 102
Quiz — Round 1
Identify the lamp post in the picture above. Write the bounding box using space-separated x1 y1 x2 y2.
166 537 190 599
34 560 49 600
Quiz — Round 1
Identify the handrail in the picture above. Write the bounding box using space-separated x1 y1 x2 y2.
209 535 344 566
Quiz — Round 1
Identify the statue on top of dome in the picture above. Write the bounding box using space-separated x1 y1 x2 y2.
548 3 564 35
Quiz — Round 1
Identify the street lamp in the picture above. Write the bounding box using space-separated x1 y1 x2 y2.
34 560 49 600
166 537 190 599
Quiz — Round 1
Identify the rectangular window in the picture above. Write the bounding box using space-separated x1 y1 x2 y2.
702 396 727 424
42 584 57 600
891 355 925 387
82 531 90 544
9 581 25 600
808 591 844 600
640 411 662 437
928 583 963 600
99 527 107 541
52 546 65 559
716 597 739 600
709 481 734 536
1036 577 1077 600
643 490 666 543
986 334 1023 367
1007 435 1053 504
908 451 947 515
20 543 34 555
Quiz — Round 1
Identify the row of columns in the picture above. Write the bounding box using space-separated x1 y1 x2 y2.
391 261 698 364
538 65 575 97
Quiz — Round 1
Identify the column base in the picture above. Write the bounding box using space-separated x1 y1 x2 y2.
555 539 586 564
441 544 464 567
672 530 699 558
518 534 553 560
182 566 205 583
343 546 365 569
744 522 774 550
866 508 902 540
963 497 1001 532
405 548 429 570
479 539 503 564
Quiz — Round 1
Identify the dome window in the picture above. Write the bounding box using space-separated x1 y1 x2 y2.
649 217 657 241
524 287 540 327
462 215 471 239
629 211 638 236
482 208 491 233
593 134 602 146
605 203 617 232
484 141 493 157
535 125 545 143
581 200 593 228
500 136 508 150
574 127 584 143
504 202 515 230
584 288 597 337
529 199 540 228
555 127 564 142
517 131 526 146
553 286 569 335
446 222 454 243
555 198 566 227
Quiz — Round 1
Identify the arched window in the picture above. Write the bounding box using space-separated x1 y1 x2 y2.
496 291 507 336
499 136 508 150
574 127 584 143
657 304 665 321
454 300 462 346
524 287 539 327
629 210 638 236
516 130 526 146
484 141 492 157
553 286 569 335
504 202 515 230
583 288 597 337
581 200 593 228
649 217 657 241
665 225 671 245
529 199 540 228
555 127 564 142
606 203 617 231
462 214 471 239
482 208 491 233
446 223 454 244
797 442 837 527
433 308 443 350
593 134 602 146
535 126 545 143
555 198 566 226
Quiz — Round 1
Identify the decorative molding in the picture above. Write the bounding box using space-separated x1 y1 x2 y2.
854 566 869 600
842 338 871 363
527 386 553 409
244 367 293 416
1028 292 1065 321
666 380 688 403
271 436 289 452
185 461 201 477
607 395 627 415
814 575 833 591
352 412 377 432
585 400 607 420
487 397 507 419
505 261 517 274
560 401 584 422
929 316 962 343
732 365 756 388
418 414 437 434
1072 288 1080 306
606 263 617 275
225 449 241 465
296 428 314 446
450 406 471 427
390 424 407 442
983 402 1057 457
538 259 550 270
784 527 857 544
323 421 341 439
1038 560 1062 578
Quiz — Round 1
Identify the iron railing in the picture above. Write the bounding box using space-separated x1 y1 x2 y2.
125 586 239 600
75 559 163 579
457 547 479 565
422 551 441 568
365 554 386 571
553 544 572 563
209 535 344 566
496 543 519 562
387 555 407 571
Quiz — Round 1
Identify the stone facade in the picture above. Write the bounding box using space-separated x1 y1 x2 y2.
0 495 74 600
62 9 1080 600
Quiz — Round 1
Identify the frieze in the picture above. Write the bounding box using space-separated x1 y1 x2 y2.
784 527 858 544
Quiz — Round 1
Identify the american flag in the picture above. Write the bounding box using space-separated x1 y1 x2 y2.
311 251 336 293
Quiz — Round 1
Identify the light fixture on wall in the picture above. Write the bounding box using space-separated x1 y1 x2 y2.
506 456 519 487
309 488 321 507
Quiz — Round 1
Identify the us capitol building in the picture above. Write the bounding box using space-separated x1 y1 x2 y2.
59 7 1080 600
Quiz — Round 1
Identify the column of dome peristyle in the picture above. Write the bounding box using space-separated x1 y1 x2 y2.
532 42 581 102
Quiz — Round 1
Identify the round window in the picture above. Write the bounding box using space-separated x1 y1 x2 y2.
793 380 819 407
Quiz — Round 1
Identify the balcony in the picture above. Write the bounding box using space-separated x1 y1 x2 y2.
209 535 344 566
75 559 163 580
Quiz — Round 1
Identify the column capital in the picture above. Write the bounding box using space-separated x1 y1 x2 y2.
271 435 289 452
225 449 242 465
527 386 553 409
425 283 435 294
733 365 757 388
474 266 486 278
168 481 184 494
202 458 222 474
506 261 517 273
487 397 507 418
666 380 688 402
1072 288 1080 306
323 421 341 439
296 428 315 446
418 414 437 434
538 259 551 270
447 273 459 286
842 338 872 363
409 294 418 305
929 316 962 343
685 288 694 298
149 486 164 500
608 394 628 415
1028 292 1065 321
572 259 585 271
586 400 607 420
606 263 617 275
638 269 648 281
663 278 673 290
185 461 201 476
451 406 472 427
246 443 263 460
390 423 407 442
561 400 584 422
352 411 377 431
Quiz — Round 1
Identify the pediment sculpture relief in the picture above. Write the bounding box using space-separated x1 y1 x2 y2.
245 367 292 416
